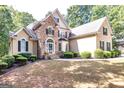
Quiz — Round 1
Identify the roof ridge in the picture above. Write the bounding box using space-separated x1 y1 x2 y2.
72 16 107 30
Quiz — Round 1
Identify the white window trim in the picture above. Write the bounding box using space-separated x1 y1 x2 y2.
45 38 55 54
18 38 28 53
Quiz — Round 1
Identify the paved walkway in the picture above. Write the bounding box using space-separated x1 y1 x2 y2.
54 55 124 63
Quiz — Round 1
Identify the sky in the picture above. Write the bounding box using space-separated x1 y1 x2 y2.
0 0 123 20
0 0 75 20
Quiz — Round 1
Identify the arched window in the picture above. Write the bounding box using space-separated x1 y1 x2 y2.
18 39 28 52
47 39 54 53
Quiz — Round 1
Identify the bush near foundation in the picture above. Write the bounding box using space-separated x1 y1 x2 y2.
0 60 8 71
16 56 28 66
64 52 74 58
30 55 37 62
72 52 79 57
81 51 91 59
94 49 104 59
1 55 15 68
104 51 111 58
18 53 32 60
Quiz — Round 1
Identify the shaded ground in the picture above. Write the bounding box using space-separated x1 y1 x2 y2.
0 60 124 88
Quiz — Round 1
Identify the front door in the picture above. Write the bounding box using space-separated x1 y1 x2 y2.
48 43 54 53
47 39 54 54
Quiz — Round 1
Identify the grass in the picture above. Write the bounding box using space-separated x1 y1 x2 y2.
0 60 124 88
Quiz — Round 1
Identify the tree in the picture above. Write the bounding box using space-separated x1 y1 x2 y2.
91 5 109 21
0 5 14 57
66 5 93 28
12 10 36 31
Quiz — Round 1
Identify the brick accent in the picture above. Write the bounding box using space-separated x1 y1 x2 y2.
35 15 59 58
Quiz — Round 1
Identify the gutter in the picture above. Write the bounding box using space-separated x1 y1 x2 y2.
69 32 97 40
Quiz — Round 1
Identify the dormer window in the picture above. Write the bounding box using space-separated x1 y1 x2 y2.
103 27 108 35
54 17 59 23
46 26 54 36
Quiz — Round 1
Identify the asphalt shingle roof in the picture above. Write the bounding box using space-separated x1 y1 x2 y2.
71 17 107 36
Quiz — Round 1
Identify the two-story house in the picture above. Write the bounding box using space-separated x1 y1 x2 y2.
9 9 112 58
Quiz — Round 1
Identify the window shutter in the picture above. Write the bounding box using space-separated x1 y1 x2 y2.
103 41 104 50
65 32 67 38
58 30 60 37
26 41 28 51
46 28 48 34
52 30 54 35
18 41 21 52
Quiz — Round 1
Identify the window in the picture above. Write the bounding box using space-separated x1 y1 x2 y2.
107 42 111 51
47 39 54 53
46 27 54 36
100 41 104 50
54 17 59 23
59 43 62 51
69 32 71 37
18 39 28 52
103 27 108 35
65 32 68 38
58 30 60 37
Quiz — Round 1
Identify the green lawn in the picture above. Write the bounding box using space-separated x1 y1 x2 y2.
0 60 124 88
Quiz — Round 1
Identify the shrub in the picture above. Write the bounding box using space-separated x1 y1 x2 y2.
81 51 91 59
0 61 8 71
73 52 79 57
64 52 74 58
94 49 104 59
13 55 22 60
18 53 32 60
104 51 111 58
30 55 37 62
1 55 15 68
16 56 27 66
111 50 116 58
111 50 121 57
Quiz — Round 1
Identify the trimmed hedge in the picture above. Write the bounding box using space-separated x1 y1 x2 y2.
73 52 79 57
104 51 111 58
64 52 74 58
111 50 121 58
81 51 91 59
16 56 28 66
18 53 32 60
94 49 104 59
0 61 8 70
30 55 37 62
1 55 15 68
13 54 22 60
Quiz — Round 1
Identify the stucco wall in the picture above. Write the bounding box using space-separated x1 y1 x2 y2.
69 36 96 56
9 29 37 55
96 18 112 50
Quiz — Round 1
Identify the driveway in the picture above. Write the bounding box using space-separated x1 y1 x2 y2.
54 56 124 63
0 60 124 88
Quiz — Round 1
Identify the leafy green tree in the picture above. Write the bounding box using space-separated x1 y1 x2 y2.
91 5 109 20
0 5 14 57
12 11 36 31
66 5 92 28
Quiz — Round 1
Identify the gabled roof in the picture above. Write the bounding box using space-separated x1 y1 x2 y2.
10 27 38 40
71 17 107 36
52 8 69 29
